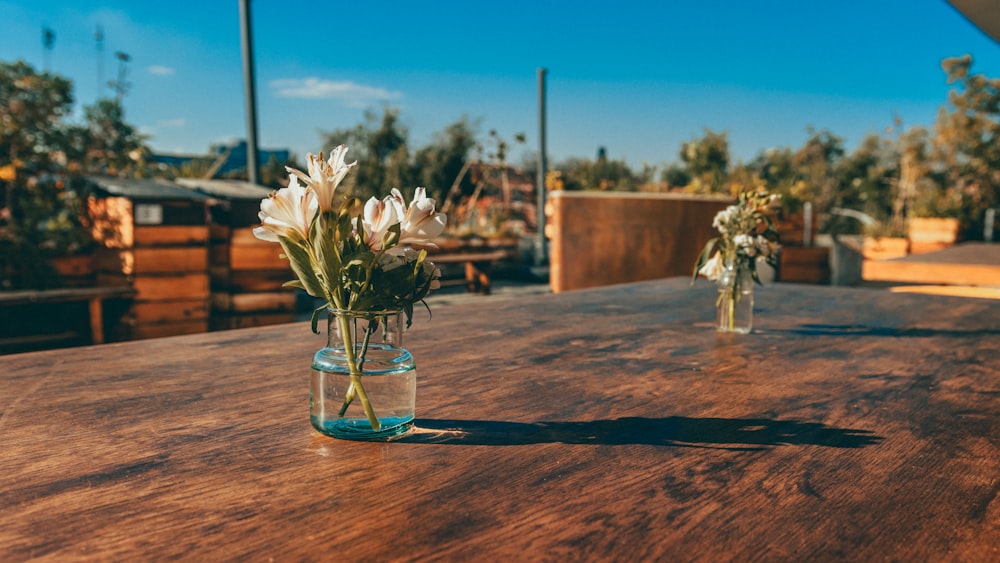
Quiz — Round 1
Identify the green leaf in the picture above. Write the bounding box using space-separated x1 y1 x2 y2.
691 237 719 284
279 237 325 297
314 214 344 306
310 304 327 334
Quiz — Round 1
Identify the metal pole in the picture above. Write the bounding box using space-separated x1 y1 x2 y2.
239 0 261 185
535 68 548 267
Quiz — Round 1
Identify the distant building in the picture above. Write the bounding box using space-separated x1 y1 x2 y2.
150 140 291 178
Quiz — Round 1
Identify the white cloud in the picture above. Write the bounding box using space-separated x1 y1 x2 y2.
148 65 175 76
270 77 403 107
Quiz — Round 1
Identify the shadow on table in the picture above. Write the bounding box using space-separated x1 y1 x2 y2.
777 324 1000 338
400 416 882 449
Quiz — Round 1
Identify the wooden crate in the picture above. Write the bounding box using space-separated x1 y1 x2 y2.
190 181 302 332
209 230 298 332
86 177 212 341
778 246 831 284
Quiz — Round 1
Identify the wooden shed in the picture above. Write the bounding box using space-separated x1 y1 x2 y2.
177 179 299 331
86 176 212 340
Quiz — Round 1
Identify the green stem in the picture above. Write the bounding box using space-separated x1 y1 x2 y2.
728 288 736 330
338 317 375 416
334 312 381 431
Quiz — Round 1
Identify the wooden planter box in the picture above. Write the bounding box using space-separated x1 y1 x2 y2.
546 192 731 292
908 217 960 255
862 237 909 261
87 177 212 340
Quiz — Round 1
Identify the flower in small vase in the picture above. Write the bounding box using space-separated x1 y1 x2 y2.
693 189 780 331
694 189 780 283
254 145 446 431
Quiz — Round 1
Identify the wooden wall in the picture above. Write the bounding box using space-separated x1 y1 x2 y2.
546 191 730 292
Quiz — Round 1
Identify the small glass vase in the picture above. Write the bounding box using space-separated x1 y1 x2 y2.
311 309 416 440
716 265 755 334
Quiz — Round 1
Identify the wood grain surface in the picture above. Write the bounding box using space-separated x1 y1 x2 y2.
2 278 998 561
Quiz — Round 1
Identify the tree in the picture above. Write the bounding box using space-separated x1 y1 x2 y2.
0 60 75 173
827 133 895 234
413 117 479 205
558 150 648 192
661 163 690 189
887 122 935 234
81 98 148 176
745 147 799 209
0 60 151 289
321 107 414 200
0 60 83 289
791 128 845 232
679 129 730 194
932 54 1000 238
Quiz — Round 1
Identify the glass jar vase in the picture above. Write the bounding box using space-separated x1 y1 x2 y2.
716 265 755 334
311 309 416 440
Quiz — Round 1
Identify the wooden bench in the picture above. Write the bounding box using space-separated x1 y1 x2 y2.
428 250 512 294
0 286 136 353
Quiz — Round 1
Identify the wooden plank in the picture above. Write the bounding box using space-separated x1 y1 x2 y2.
132 225 209 247
95 247 208 275
909 241 952 255
228 245 289 271
908 217 960 244
210 291 297 313
210 267 291 292
863 260 1000 286
229 227 266 246
0 286 135 305
131 299 209 324
131 273 209 301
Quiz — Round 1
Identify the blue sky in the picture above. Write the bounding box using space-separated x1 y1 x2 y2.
2 0 999 170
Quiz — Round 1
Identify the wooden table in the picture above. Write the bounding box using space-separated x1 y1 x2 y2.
0 286 136 353
3 278 998 560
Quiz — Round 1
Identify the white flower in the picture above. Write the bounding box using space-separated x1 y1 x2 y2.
362 193 404 251
286 145 356 212
398 187 447 247
733 233 757 256
712 206 738 233
698 251 724 281
253 176 317 243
